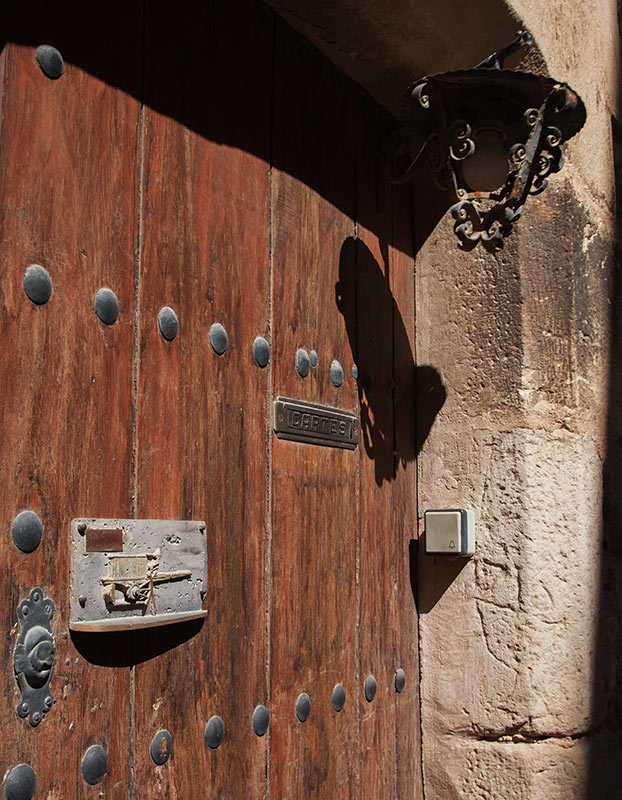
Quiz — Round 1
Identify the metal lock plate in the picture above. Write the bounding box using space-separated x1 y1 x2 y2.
14 587 55 726
70 519 207 632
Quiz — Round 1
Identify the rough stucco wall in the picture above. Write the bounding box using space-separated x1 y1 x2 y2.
417 0 620 797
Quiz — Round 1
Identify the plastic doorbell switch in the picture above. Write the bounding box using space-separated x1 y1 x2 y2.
424 509 475 556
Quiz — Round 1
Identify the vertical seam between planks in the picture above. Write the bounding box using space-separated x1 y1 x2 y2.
0 45 9 170
391 179 398 800
391 181 400 800
353 161 361 800
410 178 425 800
265 12 277 800
129 4 148 797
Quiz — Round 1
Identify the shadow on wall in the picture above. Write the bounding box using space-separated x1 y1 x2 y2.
587 121 622 796
336 236 463 614
336 236 446 486
587 4 622 793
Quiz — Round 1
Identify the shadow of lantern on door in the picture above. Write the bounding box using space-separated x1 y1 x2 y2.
336 236 446 486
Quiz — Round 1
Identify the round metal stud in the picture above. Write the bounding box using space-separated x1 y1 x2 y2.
309 350 318 368
12 511 42 554
252 704 270 737
330 360 344 387
35 45 64 80
295 692 311 723
158 306 179 341
364 674 377 703
296 349 310 378
23 265 52 305
331 684 346 713
5 764 36 800
352 364 359 381
209 323 228 355
94 288 120 325
395 668 406 694
204 715 224 750
81 745 108 785
150 729 173 765
252 336 270 368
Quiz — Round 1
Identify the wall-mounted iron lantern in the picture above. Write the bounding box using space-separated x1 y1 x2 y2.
386 32 586 249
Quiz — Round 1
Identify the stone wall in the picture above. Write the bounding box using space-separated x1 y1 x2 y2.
416 1 621 797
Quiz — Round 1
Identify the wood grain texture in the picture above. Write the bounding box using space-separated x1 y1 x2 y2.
269 19 359 800
133 1 272 797
0 5 142 794
389 179 423 799
0 5 423 797
354 99 399 800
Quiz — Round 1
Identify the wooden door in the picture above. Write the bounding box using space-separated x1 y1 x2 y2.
0 2 422 797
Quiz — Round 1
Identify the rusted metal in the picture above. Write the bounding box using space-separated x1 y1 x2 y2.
85 528 124 552
70 518 207 632
386 35 586 249
475 30 533 70
150 730 173 765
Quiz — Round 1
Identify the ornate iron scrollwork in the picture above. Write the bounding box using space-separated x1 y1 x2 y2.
385 32 586 249
14 587 55 726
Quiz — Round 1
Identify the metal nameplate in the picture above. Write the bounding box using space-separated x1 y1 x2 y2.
70 519 207 632
273 396 359 450
85 528 123 552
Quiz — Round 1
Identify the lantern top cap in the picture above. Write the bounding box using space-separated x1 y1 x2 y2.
400 69 586 146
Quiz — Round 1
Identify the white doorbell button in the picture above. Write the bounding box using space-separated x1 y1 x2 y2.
424 509 475 556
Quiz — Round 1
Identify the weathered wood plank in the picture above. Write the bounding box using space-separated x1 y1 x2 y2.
0 8 142 795
354 100 399 800
133 1 272 796
270 20 359 799
389 179 424 798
